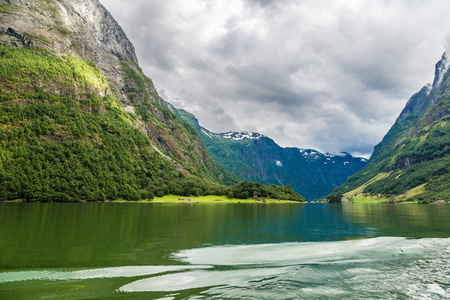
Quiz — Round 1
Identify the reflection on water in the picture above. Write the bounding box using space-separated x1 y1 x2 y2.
0 203 375 269
341 203 450 238
1 203 450 299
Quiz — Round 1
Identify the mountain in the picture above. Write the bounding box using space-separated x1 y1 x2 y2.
164 101 367 201
0 0 241 202
330 53 450 203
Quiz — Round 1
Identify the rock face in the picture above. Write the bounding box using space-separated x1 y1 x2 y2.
331 53 450 202
165 101 367 201
394 53 450 132
0 0 156 105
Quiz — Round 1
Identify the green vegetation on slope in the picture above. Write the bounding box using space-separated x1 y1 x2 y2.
330 67 450 203
332 118 450 203
0 46 304 202
0 46 179 201
133 102 239 186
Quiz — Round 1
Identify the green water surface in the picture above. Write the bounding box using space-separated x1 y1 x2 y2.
0 203 449 299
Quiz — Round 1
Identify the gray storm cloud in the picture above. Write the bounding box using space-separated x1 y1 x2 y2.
100 0 450 157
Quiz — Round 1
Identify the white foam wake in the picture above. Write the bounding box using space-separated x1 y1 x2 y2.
122 237 450 299
172 236 412 266
0 265 211 283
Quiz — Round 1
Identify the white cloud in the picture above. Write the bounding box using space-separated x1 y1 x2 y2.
100 0 450 157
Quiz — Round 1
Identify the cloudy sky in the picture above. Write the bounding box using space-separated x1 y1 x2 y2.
100 0 450 158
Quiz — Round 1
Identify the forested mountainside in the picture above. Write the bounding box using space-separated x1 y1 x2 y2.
164 101 367 201
331 53 450 203
0 0 247 202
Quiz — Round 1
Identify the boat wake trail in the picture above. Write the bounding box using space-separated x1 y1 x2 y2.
1 237 449 299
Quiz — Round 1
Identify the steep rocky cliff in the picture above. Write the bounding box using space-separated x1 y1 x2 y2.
0 0 237 179
331 53 450 202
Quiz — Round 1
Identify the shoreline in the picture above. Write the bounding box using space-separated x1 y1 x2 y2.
0 195 304 204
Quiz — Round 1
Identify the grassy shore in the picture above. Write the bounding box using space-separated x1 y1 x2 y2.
1 196 304 203
347 194 418 204
147 195 303 204
343 181 426 204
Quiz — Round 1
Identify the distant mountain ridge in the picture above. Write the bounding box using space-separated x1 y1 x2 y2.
164 101 367 201
331 52 450 202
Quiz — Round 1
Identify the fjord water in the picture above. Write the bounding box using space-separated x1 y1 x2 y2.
0 203 449 299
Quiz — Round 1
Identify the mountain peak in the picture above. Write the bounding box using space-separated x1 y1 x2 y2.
432 52 450 91
395 52 450 125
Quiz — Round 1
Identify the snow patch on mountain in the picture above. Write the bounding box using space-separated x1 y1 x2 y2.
218 131 265 141
298 149 368 166
299 149 320 156
299 149 322 161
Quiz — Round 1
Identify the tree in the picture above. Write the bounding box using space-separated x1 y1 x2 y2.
327 194 343 203
236 191 249 199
